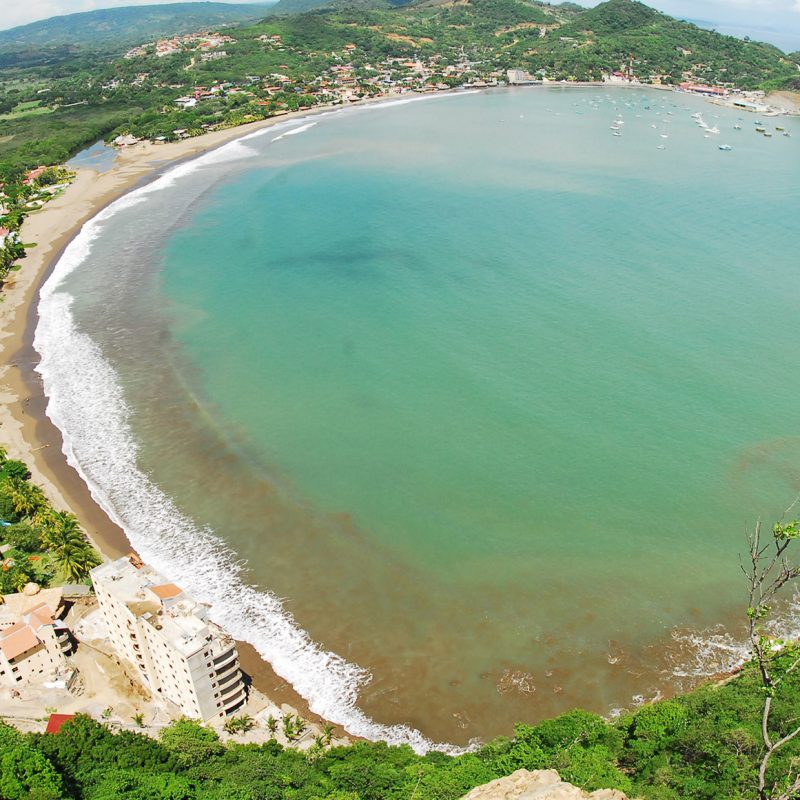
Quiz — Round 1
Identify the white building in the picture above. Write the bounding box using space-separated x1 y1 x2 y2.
506 69 540 85
0 588 72 687
91 557 246 721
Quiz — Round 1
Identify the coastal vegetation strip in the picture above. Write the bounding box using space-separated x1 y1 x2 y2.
0 447 100 592
4 653 800 800
0 167 74 290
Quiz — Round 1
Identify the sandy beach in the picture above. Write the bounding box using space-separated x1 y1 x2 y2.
0 106 363 729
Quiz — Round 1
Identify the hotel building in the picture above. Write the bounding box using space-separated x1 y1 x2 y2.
91 557 246 721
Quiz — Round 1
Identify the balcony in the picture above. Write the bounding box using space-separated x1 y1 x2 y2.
220 675 243 697
212 648 237 670
213 658 239 682
222 685 246 712
217 668 240 690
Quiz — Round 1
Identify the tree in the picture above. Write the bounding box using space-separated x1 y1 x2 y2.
6 476 46 519
745 520 800 799
41 510 99 583
0 723 63 800
159 720 224 767
222 714 254 735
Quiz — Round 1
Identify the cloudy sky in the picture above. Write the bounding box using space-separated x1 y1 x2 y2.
2 0 800 50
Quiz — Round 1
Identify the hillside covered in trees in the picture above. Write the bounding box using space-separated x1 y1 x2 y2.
5 656 800 800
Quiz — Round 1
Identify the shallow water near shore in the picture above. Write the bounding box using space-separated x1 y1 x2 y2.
37 87 800 746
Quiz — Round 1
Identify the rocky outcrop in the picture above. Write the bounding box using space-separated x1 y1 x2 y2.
460 769 631 800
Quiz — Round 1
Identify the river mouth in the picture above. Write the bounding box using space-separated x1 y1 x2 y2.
38 87 800 746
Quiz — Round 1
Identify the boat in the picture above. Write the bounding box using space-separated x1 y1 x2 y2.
657 144 666 150
764 132 773 137
776 126 785 131
660 134 669 139
783 131 791 138
612 131 622 137
756 127 766 133
734 124 742 130
610 125 620 130
719 144 733 151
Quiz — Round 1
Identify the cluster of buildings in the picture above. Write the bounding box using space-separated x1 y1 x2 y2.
1 555 247 723
162 47 502 114
125 32 235 60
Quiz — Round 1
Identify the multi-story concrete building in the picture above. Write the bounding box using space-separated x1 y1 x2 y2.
91 557 246 721
0 589 72 687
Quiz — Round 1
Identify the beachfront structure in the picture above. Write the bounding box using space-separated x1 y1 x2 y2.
90 557 246 721
507 69 539 85
678 82 728 97
0 588 71 687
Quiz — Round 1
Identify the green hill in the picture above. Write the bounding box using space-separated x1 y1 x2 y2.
0 3 273 51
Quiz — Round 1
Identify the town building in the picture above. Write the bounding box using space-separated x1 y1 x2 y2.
679 82 728 97
90 557 246 721
0 587 72 687
507 69 540 85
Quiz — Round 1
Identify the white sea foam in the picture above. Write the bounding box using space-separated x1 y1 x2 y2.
33 136 464 756
272 121 318 142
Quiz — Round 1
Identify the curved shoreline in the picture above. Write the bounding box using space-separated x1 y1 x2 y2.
0 105 389 736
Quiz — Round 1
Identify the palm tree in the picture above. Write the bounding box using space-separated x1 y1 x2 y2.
322 723 336 746
45 523 100 583
266 715 278 736
7 477 46 519
40 510 80 550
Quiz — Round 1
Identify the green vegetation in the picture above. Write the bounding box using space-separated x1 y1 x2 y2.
0 166 72 289
0 660 799 799
0 447 100 591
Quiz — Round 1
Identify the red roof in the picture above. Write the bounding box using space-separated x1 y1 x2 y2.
0 626 40 661
45 714 75 734
150 583 182 600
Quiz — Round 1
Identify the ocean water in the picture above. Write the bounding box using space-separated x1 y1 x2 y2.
36 88 800 748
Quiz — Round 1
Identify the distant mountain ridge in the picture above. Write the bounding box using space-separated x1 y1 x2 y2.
0 3 273 51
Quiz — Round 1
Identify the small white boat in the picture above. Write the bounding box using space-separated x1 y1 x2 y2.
612 131 622 137
719 144 733 151
734 124 742 130
657 144 666 150
660 134 669 139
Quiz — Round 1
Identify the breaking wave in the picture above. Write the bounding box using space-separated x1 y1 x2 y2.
33 124 463 755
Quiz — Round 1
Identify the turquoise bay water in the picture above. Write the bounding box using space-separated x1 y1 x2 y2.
58 88 800 743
